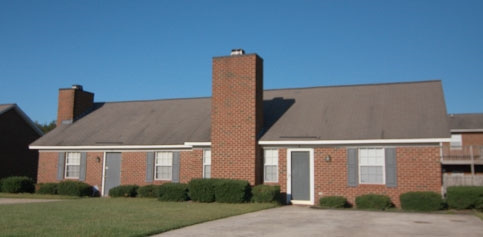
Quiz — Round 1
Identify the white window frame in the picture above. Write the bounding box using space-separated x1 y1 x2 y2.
264 149 279 182
65 152 81 179
155 152 173 181
358 148 385 185
450 134 462 150
203 149 211 178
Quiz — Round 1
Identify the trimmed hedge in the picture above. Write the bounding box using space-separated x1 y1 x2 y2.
446 186 483 209
356 194 392 210
251 185 280 203
158 183 189 202
37 183 58 195
214 179 251 203
400 191 442 212
109 185 139 197
57 180 93 196
188 178 218 203
138 185 160 198
0 176 35 193
475 197 483 211
319 196 348 208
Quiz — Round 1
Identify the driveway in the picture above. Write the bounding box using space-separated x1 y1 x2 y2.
157 206 483 237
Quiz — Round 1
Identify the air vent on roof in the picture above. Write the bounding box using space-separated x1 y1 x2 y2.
230 49 245 56
72 84 83 90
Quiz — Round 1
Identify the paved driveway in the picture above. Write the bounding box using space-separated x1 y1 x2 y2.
157 206 483 237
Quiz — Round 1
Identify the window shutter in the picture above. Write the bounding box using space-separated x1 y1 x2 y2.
146 152 155 182
79 152 87 181
385 148 397 187
172 152 180 183
347 148 358 187
57 152 65 180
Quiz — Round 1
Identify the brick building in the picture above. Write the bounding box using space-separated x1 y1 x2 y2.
0 104 43 180
31 50 451 206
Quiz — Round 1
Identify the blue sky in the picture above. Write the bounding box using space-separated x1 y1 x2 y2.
1 0 482 124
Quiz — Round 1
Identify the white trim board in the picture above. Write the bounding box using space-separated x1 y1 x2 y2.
260 138 450 146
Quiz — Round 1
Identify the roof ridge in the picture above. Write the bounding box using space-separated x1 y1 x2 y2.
264 80 442 92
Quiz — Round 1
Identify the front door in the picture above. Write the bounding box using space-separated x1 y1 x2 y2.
104 152 121 196
291 151 310 201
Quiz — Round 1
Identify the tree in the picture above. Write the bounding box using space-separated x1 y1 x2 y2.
34 120 56 134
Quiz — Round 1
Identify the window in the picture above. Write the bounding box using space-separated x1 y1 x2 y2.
203 149 211 178
155 152 172 180
65 152 81 179
264 149 278 182
450 134 462 150
359 148 385 184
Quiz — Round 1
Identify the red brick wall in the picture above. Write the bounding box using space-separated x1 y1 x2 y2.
462 133 483 146
179 149 203 183
37 152 58 183
38 150 205 189
121 152 146 185
211 54 264 185
57 87 93 126
84 152 104 189
268 146 441 207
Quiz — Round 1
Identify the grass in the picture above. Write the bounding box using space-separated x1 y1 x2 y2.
0 197 277 236
473 210 483 221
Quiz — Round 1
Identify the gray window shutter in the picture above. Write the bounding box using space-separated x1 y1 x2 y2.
172 152 180 183
146 152 155 182
385 148 397 187
347 148 358 187
57 152 65 180
79 152 87 181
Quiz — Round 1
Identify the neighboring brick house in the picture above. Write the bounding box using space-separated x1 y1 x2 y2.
0 104 43 180
30 50 451 206
442 114 483 189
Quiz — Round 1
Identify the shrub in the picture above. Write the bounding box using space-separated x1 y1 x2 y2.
446 186 483 209
188 178 219 203
37 183 58 195
138 185 161 198
400 191 442 212
158 183 189 202
356 194 392 210
319 196 348 208
57 180 93 196
108 185 139 197
214 179 251 203
252 185 281 203
0 176 35 193
475 197 483 212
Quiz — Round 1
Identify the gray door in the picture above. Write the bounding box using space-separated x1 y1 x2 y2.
291 151 310 201
104 152 121 196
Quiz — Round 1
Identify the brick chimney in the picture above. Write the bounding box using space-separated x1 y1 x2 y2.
56 85 94 126
211 49 264 185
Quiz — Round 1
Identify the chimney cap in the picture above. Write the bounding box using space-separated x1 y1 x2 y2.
72 84 83 90
230 49 245 56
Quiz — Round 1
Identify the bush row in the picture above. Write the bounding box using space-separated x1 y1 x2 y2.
0 176 35 193
319 192 444 211
108 179 280 203
446 186 483 210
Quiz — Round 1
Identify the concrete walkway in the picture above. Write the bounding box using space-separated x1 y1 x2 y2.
0 198 60 205
157 206 483 237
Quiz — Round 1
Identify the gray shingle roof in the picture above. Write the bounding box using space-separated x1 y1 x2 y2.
448 114 483 131
31 80 450 147
261 80 449 141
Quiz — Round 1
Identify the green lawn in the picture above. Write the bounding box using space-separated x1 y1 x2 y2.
0 198 277 236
